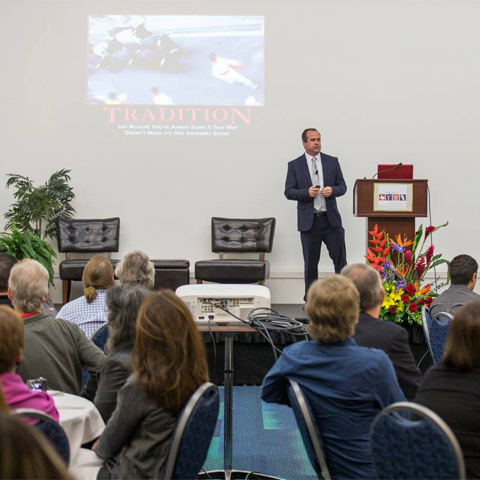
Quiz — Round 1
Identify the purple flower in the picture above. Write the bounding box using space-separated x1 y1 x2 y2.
391 243 405 254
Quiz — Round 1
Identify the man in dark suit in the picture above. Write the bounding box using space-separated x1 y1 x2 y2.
342 263 421 400
285 128 347 299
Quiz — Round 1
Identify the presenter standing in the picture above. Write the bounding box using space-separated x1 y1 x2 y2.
285 128 347 300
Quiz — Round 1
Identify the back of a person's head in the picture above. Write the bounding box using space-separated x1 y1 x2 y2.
341 263 383 311
106 284 151 353
83 255 115 304
0 413 69 479
115 250 155 288
449 254 478 285
0 306 24 375
8 260 49 313
444 300 480 371
0 254 18 292
306 275 360 343
132 290 208 414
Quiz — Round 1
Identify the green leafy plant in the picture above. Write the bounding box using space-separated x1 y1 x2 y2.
4 169 75 241
0 224 57 285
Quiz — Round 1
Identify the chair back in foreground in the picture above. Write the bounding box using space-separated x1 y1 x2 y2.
195 217 276 285
370 402 465 480
421 307 454 364
164 382 219 480
91 323 109 353
12 408 70 466
287 379 331 480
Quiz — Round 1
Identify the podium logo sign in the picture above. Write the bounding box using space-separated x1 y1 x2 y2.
374 183 413 212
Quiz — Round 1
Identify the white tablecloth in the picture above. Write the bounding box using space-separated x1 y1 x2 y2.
51 392 105 466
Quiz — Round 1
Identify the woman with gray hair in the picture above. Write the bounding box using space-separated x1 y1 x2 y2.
94 284 150 423
114 250 155 288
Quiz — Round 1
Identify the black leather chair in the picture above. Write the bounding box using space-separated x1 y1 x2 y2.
195 217 276 285
56 217 120 304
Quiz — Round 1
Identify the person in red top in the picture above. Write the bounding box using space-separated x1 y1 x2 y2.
0 306 58 420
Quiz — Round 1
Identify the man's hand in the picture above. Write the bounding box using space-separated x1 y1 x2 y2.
321 186 333 198
309 186 320 198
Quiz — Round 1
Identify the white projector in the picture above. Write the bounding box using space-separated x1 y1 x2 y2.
176 284 271 324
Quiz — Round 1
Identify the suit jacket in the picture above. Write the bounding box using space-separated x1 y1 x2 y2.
285 152 347 231
353 312 421 400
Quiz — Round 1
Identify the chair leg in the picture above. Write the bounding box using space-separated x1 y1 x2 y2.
196 279 203 284
62 280 71 304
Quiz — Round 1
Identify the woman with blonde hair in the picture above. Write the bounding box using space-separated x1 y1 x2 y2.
416 300 480 479
95 290 208 479
57 255 115 338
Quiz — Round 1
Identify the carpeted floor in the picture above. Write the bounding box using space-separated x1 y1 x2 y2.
203 386 317 480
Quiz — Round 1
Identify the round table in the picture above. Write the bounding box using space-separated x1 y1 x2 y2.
50 392 105 465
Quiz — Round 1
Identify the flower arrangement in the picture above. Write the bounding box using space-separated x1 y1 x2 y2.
366 223 448 325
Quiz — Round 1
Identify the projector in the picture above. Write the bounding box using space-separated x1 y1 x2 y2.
176 284 271 324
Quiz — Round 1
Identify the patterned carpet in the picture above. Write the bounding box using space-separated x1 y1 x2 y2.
203 386 317 480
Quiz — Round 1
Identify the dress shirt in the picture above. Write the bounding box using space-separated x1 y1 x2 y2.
261 338 406 479
0 371 59 421
430 284 480 318
57 290 108 338
305 152 326 212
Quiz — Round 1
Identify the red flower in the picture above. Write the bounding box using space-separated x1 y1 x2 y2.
404 250 412 263
416 256 426 279
389 306 397 314
417 298 425 305
426 245 435 266
425 226 435 239
409 302 418 312
425 297 433 307
404 284 416 296
401 295 410 304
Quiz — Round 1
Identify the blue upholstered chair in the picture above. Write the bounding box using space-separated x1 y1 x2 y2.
91 323 109 353
164 382 219 479
421 306 454 364
12 408 70 465
287 379 331 480
370 402 466 480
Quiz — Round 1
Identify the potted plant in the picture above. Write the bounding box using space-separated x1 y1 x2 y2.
0 224 56 285
4 169 75 241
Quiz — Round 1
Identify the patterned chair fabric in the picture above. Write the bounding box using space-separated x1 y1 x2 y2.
287 379 331 480
421 307 453 364
370 402 466 480
164 382 219 480
91 323 109 353
195 217 276 284
12 408 70 466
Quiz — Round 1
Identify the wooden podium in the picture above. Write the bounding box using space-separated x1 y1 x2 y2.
353 179 428 247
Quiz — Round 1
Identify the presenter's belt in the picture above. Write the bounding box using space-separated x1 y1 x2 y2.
315 211 327 217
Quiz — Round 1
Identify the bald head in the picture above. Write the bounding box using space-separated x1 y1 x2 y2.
8 260 49 313
341 263 384 312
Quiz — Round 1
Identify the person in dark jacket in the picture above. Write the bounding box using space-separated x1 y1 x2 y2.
415 300 480 480
342 263 421 400
94 284 150 423
95 290 209 479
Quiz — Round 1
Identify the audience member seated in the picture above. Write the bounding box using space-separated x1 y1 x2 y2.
114 250 155 288
0 306 58 420
261 275 406 479
430 254 479 318
9 260 105 399
0 253 18 307
57 255 115 338
342 263 421 400
94 290 209 479
415 300 480 479
94 284 150 423
0 413 69 479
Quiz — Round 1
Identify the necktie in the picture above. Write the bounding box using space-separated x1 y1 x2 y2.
311 157 324 211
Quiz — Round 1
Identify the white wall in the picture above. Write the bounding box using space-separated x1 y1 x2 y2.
1 0 479 303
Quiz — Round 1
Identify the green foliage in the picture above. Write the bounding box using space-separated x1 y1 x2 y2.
4 169 75 241
0 224 57 285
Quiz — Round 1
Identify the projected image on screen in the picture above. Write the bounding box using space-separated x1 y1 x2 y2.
88 15 264 107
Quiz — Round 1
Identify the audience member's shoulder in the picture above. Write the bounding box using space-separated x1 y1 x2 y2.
354 343 392 366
